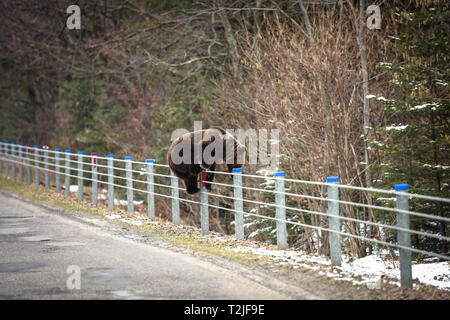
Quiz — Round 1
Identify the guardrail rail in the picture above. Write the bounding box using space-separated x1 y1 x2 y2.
0 141 448 289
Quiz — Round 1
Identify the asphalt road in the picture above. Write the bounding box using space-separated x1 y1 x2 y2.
0 191 300 300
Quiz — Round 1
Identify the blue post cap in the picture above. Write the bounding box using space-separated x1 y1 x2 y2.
18 143 23 146
34 145 39 148
146 159 155 163
107 154 114 158
55 148 61 151
65 149 71 153
232 168 243 173
11 142 16 144
125 156 132 160
395 184 409 191
274 171 285 177
326 176 339 183
77 151 84 155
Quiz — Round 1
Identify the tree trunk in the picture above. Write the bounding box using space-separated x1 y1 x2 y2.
216 1 240 77
358 0 371 189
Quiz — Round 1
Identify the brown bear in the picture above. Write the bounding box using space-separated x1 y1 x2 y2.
167 127 245 194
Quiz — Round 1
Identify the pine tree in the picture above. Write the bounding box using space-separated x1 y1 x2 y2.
58 72 122 154
373 3 449 256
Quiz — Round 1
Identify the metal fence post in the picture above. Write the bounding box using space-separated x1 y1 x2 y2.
0 141 3 174
170 171 180 225
18 143 24 182
77 151 84 202
233 168 244 239
44 146 50 189
274 171 287 249
65 150 71 196
125 156 134 213
146 159 155 220
55 149 61 193
200 172 209 235
395 183 412 289
327 176 342 267
4 142 9 177
107 154 114 210
34 145 40 186
26 145 32 184
91 153 98 206
11 142 16 180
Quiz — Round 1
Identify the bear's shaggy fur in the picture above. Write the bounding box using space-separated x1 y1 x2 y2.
167 127 245 194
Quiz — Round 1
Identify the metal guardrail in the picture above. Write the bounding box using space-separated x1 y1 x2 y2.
0 141 448 289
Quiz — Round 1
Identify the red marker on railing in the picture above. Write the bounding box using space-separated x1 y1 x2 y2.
91 152 97 168
202 171 206 187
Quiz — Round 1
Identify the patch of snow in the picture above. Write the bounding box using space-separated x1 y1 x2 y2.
114 199 129 206
260 180 275 187
371 141 384 147
113 199 144 206
434 80 448 86
231 246 450 291
106 214 121 220
69 185 78 193
341 255 450 291
423 164 450 170
412 103 430 110
413 262 449 289
120 218 143 226
379 62 392 70
411 102 440 111
249 208 259 214
385 124 408 131
256 168 278 176
377 197 396 202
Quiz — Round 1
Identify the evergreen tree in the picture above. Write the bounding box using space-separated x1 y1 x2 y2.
58 72 122 155
374 3 449 256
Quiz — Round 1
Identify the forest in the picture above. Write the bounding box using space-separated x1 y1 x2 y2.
0 0 448 259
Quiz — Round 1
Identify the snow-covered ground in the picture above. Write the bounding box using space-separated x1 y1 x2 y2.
232 246 450 291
